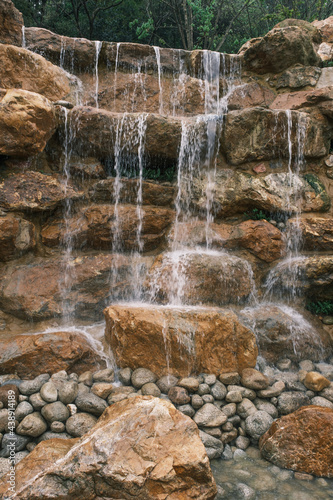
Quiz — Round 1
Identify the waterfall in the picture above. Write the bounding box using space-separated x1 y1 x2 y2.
113 42 120 105
60 36 66 69
154 46 163 114
95 41 102 108
21 26 26 48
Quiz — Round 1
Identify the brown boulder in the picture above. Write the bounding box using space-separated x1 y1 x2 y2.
0 44 71 101
270 86 333 112
41 204 175 252
0 0 23 45
0 331 106 378
240 305 332 362
0 253 147 321
239 25 321 74
0 171 82 211
313 16 333 43
145 251 254 306
0 89 56 157
0 215 36 261
271 65 321 90
259 406 333 477
287 217 333 251
104 305 258 377
3 396 217 499
227 82 275 110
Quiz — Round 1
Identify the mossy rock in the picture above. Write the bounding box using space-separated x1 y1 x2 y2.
303 173 331 211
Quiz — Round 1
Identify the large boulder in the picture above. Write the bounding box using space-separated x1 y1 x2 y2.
313 17 333 62
0 331 106 378
145 250 255 306
41 204 175 252
1 397 217 499
190 170 330 217
239 23 321 74
240 305 332 363
222 108 329 165
104 305 258 377
0 44 72 101
0 0 23 45
0 171 82 211
260 406 333 477
170 220 285 263
0 89 56 157
0 214 36 261
226 82 275 110
0 253 149 321
287 217 333 251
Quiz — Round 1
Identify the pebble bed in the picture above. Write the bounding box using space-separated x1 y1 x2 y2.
0 356 333 494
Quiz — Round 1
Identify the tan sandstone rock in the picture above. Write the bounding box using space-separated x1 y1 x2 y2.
104 305 258 377
304 372 331 392
286 217 333 251
260 406 333 477
0 215 36 261
1 396 217 499
0 89 56 157
0 0 23 45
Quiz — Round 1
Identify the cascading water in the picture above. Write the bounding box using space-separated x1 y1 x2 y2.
94 41 102 108
153 46 163 114
21 25 25 48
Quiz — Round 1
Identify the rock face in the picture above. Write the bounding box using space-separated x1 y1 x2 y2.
0 44 71 101
0 89 56 157
287 217 333 251
104 305 258 377
239 23 321 74
0 254 147 320
146 251 254 306
0 215 36 261
41 204 175 252
0 0 23 45
0 331 106 377
260 406 333 478
2 396 217 499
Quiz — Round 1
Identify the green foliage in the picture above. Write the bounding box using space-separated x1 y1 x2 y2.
322 61 333 68
245 208 269 220
143 166 176 182
306 300 333 316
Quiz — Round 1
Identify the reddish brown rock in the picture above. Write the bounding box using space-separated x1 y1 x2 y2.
104 305 258 377
0 44 71 101
168 386 191 405
313 17 333 43
0 215 36 261
270 86 333 112
0 171 82 211
0 331 106 378
0 0 23 45
0 89 57 157
41 204 174 252
146 251 254 306
0 253 145 321
287 217 333 251
227 82 275 110
304 372 331 392
259 406 333 477
3 396 217 499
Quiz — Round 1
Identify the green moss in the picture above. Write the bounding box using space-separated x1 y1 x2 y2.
303 173 331 211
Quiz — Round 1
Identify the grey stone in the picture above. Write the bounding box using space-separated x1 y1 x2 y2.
305 390 315 398
315 363 333 380
58 381 79 404
276 358 292 371
40 381 58 403
210 381 227 400
68 373 79 382
66 412 97 437
107 387 136 404
237 398 257 419
203 374 216 386
222 403 237 417
0 433 30 457
277 392 310 415
78 371 93 386
77 383 90 396
131 368 157 389
156 375 178 394
50 421 66 433
29 392 47 410
229 415 241 427
221 444 233 460
141 383 161 397
222 421 233 432
92 368 114 383
19 374 50 395
226 390 243 403
299 360 315 371
285 380 306 392
311 396 333 408
26 442 37 452
178 404 195 417
194 403 227 427
18 395 28 402
202 394 214 404
227 385 256 400
51 371 68 381
199 430 224 459
15 401 33 421
178 377 199 392
202 427 222 438
234 483 256 499
118 367 132 386
67 403 77 416
37 431 71 443
257 381 285 398
197 383 210 395
320 386 333 402
75 392 108 416
17 412 47 437
191 394 204 409
235 436 250 450
41 401 70 422
245 410 273 441
253 399 278 418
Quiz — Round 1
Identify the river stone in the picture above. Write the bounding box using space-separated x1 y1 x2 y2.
198 383 210 396
222 403 237 418
19 374 50 395
178 377 200 392
77 383 90 396
203 375 217 386
40 381 58 403
131 368 157 389
199 430 224 459
29 392 47 410
202 427 222 438
178 404 195 417
0 433 30 457
257 381 286 398
168 386 190 405
254 400 278 418
237 398 257 419
156 375 179 394
41 401 70 422
311 396 333 408
78 371 93 386
245 411 274 441
226 390 243 403
235 436 251 450
277 392 310 415
66 412 98 437
75 392 108 416
304 372 330 392
16 412 47 437
191 394 204 409
315 363 333 380
202 395 214 404
50 421 65 433
241 368 269 390
15 401 33 421
320 386 333 402
210 381 227 400
91 382 113 399
194 403 228 427
58 381 79 404
227 385 256 400
118 367 132 386
107 387 136 405
219 372 241 385
141 383 161 397
92 368 115 383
